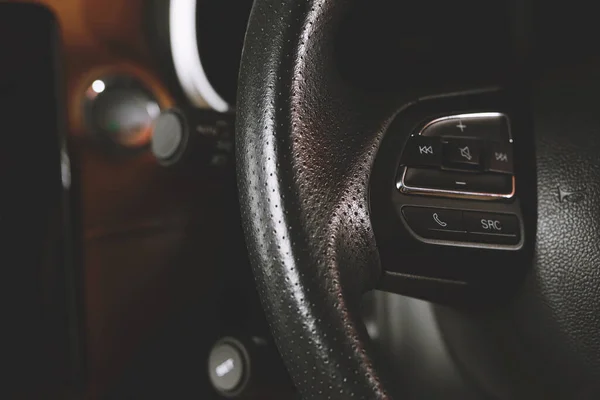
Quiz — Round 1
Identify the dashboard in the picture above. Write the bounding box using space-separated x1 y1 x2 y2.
4 1 287 399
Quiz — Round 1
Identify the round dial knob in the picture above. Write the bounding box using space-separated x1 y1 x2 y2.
83 75 161 150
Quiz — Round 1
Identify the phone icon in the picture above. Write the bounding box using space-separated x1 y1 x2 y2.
432 213 447 227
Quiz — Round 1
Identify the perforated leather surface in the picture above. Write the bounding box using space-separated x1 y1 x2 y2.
236 0 395 398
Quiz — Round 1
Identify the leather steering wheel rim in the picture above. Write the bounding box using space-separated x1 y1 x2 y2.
237 1 600 399
236 0 396 398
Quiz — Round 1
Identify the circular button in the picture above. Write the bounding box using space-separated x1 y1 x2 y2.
151 111 187 165
208 338 249 397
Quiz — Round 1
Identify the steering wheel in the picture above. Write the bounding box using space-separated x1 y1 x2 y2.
236 1 600 398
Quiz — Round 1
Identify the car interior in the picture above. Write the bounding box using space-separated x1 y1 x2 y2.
3 0 600 399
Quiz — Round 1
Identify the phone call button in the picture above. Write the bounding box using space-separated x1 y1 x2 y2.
402 207 465 240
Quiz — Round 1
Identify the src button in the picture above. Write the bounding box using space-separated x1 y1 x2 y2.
464 212 519 244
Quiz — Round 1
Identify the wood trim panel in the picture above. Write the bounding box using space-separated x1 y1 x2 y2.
8 1 183 398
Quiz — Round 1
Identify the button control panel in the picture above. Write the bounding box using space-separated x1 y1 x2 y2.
402 206 520 246
393 111 523 249
398 112 515 200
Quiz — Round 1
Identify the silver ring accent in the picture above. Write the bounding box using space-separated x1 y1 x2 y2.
169 0 230 112
396 167 516 200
